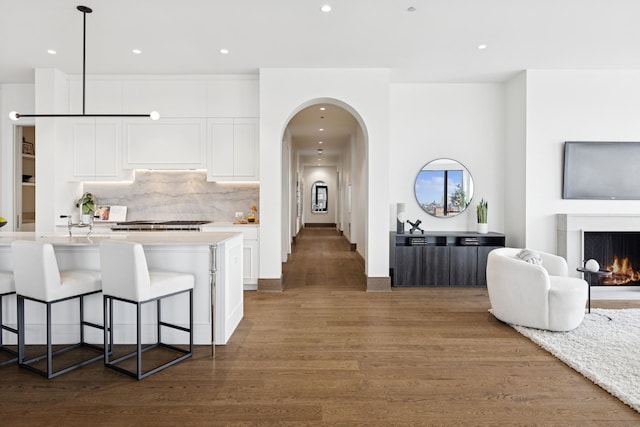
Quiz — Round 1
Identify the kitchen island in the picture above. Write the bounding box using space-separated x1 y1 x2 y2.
0 231 243 346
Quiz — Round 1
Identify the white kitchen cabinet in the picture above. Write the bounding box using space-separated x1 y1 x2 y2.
122 80 207 118
68 119 131 181
207 118 259 181
206 79 259 117
201 224 259 290
123 118 206 169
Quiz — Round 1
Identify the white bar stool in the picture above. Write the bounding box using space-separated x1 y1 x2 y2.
0 271 18 366
11 241 104 378
99 240 194 380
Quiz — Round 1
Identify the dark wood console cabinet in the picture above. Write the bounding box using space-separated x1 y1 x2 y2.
390 231 506 287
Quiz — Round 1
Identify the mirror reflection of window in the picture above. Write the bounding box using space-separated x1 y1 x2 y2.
414 158 473 218
312 181 328 213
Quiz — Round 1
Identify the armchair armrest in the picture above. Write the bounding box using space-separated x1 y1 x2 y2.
539 252 569 277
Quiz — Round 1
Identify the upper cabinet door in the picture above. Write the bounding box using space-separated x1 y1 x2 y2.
122 80 207 118
69 119 130 181
206 79 259 117
123 118 206 169
233 118 259 179
207 119 235 179
207 118 259 182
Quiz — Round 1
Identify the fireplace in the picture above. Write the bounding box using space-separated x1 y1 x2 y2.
584 232 640 286
558 214 640 299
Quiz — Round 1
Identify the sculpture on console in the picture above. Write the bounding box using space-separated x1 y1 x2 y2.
407 219 424 235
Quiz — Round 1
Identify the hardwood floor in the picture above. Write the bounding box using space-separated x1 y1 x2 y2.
1 227 639 425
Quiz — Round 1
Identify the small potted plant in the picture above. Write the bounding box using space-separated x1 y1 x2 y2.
476 198 488 234
76 192 96 224
247 205 258 223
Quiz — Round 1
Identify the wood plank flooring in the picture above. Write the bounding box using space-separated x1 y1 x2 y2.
1 227 639 425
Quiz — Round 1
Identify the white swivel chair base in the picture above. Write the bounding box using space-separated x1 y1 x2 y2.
103 289 193 380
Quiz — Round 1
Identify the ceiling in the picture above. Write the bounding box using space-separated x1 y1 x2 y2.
287 104 357 167
3 0 640 165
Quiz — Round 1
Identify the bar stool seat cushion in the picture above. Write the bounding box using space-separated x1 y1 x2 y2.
147 272 194 301
0 271 14 295
100 241 193 302
11 241 100 302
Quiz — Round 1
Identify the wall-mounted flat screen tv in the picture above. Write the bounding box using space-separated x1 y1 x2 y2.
563 141 640 200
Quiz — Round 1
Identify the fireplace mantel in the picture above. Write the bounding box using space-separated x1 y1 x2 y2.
558 214 640 299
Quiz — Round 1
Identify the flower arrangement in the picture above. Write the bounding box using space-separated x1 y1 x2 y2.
76 192 96 215
247 205 258 223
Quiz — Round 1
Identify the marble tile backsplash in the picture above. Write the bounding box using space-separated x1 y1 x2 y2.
83 171 259 222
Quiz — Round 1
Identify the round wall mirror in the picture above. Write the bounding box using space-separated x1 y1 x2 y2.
414 158 474 218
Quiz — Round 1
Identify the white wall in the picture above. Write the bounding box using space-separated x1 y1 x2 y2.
339 135 353 238
524 70 640 254
303 166 337 224
504 72 528 247
389 83 505 234
259 68 390 280
351 124 367 259
35 69 82 232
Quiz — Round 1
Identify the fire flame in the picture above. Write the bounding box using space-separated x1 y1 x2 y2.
602 256 640 285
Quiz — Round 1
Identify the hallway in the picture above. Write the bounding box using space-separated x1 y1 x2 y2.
282 227 366 291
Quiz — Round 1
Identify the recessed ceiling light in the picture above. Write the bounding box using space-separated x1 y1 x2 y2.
407 6 416 12
477 44 488 50
319 128 324 132
220 49 229 54
47 49 57 55
132 49 142 54
321 5 331 13
320 107 326 111
318 141 323 144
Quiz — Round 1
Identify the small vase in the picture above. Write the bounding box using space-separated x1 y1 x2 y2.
477 223 488 234
247 214 256 223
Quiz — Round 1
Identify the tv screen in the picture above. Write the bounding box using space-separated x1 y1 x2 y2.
563 141 640 200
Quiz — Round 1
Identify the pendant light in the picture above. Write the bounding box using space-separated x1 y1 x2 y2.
9 5 159 121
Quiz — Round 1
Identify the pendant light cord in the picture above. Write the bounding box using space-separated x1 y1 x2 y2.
82 7 87 115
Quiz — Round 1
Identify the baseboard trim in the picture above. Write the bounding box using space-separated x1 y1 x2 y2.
367 276 391 292
304 223 336 228
258 278 283 292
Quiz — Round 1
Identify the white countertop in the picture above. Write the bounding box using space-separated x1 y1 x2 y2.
0 231 241 246
202 222 259 227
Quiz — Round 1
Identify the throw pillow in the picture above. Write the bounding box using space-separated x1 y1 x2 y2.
516 248 543 265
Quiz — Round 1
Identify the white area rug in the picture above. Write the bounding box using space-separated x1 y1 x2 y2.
512 309 640 413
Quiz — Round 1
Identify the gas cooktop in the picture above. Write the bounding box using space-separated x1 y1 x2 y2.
111 220 211 231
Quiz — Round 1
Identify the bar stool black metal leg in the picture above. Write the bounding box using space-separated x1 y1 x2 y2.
137 302 142 379
17 296 24 364
46 302 53 378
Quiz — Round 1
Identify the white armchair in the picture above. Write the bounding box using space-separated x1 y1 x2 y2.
486 247 588 331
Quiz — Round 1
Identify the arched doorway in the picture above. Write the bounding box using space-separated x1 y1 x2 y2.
281 98 369 286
